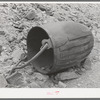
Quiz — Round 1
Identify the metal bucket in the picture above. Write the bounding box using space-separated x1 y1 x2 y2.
27 21 94 75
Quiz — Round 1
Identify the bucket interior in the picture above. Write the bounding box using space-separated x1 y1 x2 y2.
27 27 54 73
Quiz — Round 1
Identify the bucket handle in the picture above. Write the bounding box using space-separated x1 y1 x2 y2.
6 43 49 80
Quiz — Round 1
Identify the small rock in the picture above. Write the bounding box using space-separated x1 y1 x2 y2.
83 59 92 70
0 31 5 35
58 81 67 88
83 65 92 70
0 4 8 7
25 65 34 75
5 34 15 42
0 36 8 45
33 72 49 81
85 23 91 28
26 10 36 20
25 68 33 75
11 4 17 9
37 4 48 11
46 10 54 16
0 45 2 54
0 52 9 62
43 20 47 24
6 72 25 86
28 81 41 88
55 71 80 81
96 33 100 42
77 83 81 87
11 46 24 63
21 40 26 45
0 74 8 88
39 79 54 88
61 5 70 11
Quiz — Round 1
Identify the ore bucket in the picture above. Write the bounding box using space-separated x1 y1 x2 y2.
27 21 94 75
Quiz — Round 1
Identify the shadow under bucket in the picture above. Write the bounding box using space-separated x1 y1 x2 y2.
27 21 94 75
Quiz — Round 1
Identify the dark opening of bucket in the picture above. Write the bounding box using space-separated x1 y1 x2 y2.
27 27 54 73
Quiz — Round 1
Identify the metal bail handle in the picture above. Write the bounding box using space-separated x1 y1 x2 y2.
8 42 49 77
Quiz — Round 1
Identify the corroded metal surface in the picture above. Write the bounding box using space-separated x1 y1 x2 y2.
27 21 94 74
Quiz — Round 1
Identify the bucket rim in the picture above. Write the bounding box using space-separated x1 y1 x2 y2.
27 26 55 75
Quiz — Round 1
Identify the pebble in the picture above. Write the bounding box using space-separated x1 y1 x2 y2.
26 10 36 20
11 46 24 63
96 33 100 42
0 45 2 54
21 40 26 45
39 79 54 88
83 59 92 70
0 74 8 88
58 81 67 88
46 10 54 16
6 72 25 86
77 83 81 87
0 31 5 35
55 71 80 81
37 4 47 11
33 72 49 81
25 66 34 75
0 52 9 62
28 81 41 88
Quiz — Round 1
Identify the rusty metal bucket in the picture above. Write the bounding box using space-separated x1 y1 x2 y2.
27 21 94 75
